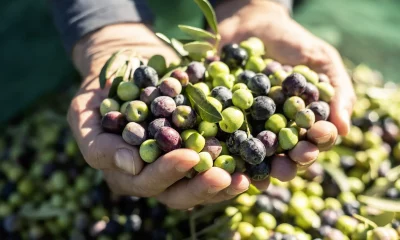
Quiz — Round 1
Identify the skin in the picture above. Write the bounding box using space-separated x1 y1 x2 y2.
68 0 354 210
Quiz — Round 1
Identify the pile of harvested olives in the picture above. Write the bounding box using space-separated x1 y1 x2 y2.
0 64 399 240
160 65 400 240
99 37 335 181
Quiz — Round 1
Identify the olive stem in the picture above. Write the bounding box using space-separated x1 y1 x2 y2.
189 211 197 240
242 110 251 137
352 213 378 229
192 200 233 219
214 34 221 52
185 208 239 240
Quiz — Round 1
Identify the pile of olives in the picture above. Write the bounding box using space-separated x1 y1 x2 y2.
159 65 400 240
100 37 335 181
0 105 173 239
0 63 399 240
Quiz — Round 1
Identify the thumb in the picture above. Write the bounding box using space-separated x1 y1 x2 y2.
86 132 144 175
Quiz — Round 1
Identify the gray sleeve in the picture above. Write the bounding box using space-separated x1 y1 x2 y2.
50 0 153 53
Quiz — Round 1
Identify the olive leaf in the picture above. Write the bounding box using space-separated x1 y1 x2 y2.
183 41 214 54
331 146 356 156
155 32 171 45
352 214 378 229
246 184 261 195
19 203 66 220
358 195 400 212
386 165 400 182
178 25 217 41
155 33 188 57
171 38 189 57
321 162 350 192
361 211 395 227
186 84 222 123
108 61 129 98
193 0 219 34
183 41 214 61
99 49 127 89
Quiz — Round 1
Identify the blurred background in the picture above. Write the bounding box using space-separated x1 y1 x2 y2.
0 0 399 239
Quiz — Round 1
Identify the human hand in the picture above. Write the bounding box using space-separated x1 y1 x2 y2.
68 23 252 209
215 0 356 187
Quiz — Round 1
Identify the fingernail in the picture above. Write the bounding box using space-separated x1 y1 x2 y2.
115 148 136 175
208 186 221 194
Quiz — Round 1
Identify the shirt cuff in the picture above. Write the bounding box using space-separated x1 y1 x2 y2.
50 0 153 54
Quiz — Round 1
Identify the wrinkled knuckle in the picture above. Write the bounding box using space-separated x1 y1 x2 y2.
134 183 156 198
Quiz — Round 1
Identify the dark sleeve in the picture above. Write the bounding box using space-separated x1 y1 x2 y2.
50 0 153 53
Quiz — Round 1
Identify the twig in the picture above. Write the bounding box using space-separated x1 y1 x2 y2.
185 209 239 240
352 213 378 229
190 211 197 240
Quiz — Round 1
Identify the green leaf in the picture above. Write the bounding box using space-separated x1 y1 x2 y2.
156 33 189 57
321 162 350 192
19 203 66 220
186 84 222 123
358 195 400 212
183 41 214 54
183 41 214 60
171 38 189 57
246 184 261 195
331 146 356 156
99 49 126 89
194 0 219 34
155 32 171 45
386 165 400 182
352 214 378 229
178 25 217 41
364 211 395 227
108 61 129 98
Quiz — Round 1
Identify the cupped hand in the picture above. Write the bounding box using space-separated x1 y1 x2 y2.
68 78 251 209
68 23 253 209
213 0 356 189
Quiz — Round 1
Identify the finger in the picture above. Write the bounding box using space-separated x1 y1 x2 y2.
307 121 338 151
157 167 232 209
102 149 200 197
251 177 271 192
329 86 354 136
270 155 297 182
205 173 251 204
67 90 145 175
325 47 355 136
288 141 319 166
131 149 200 197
